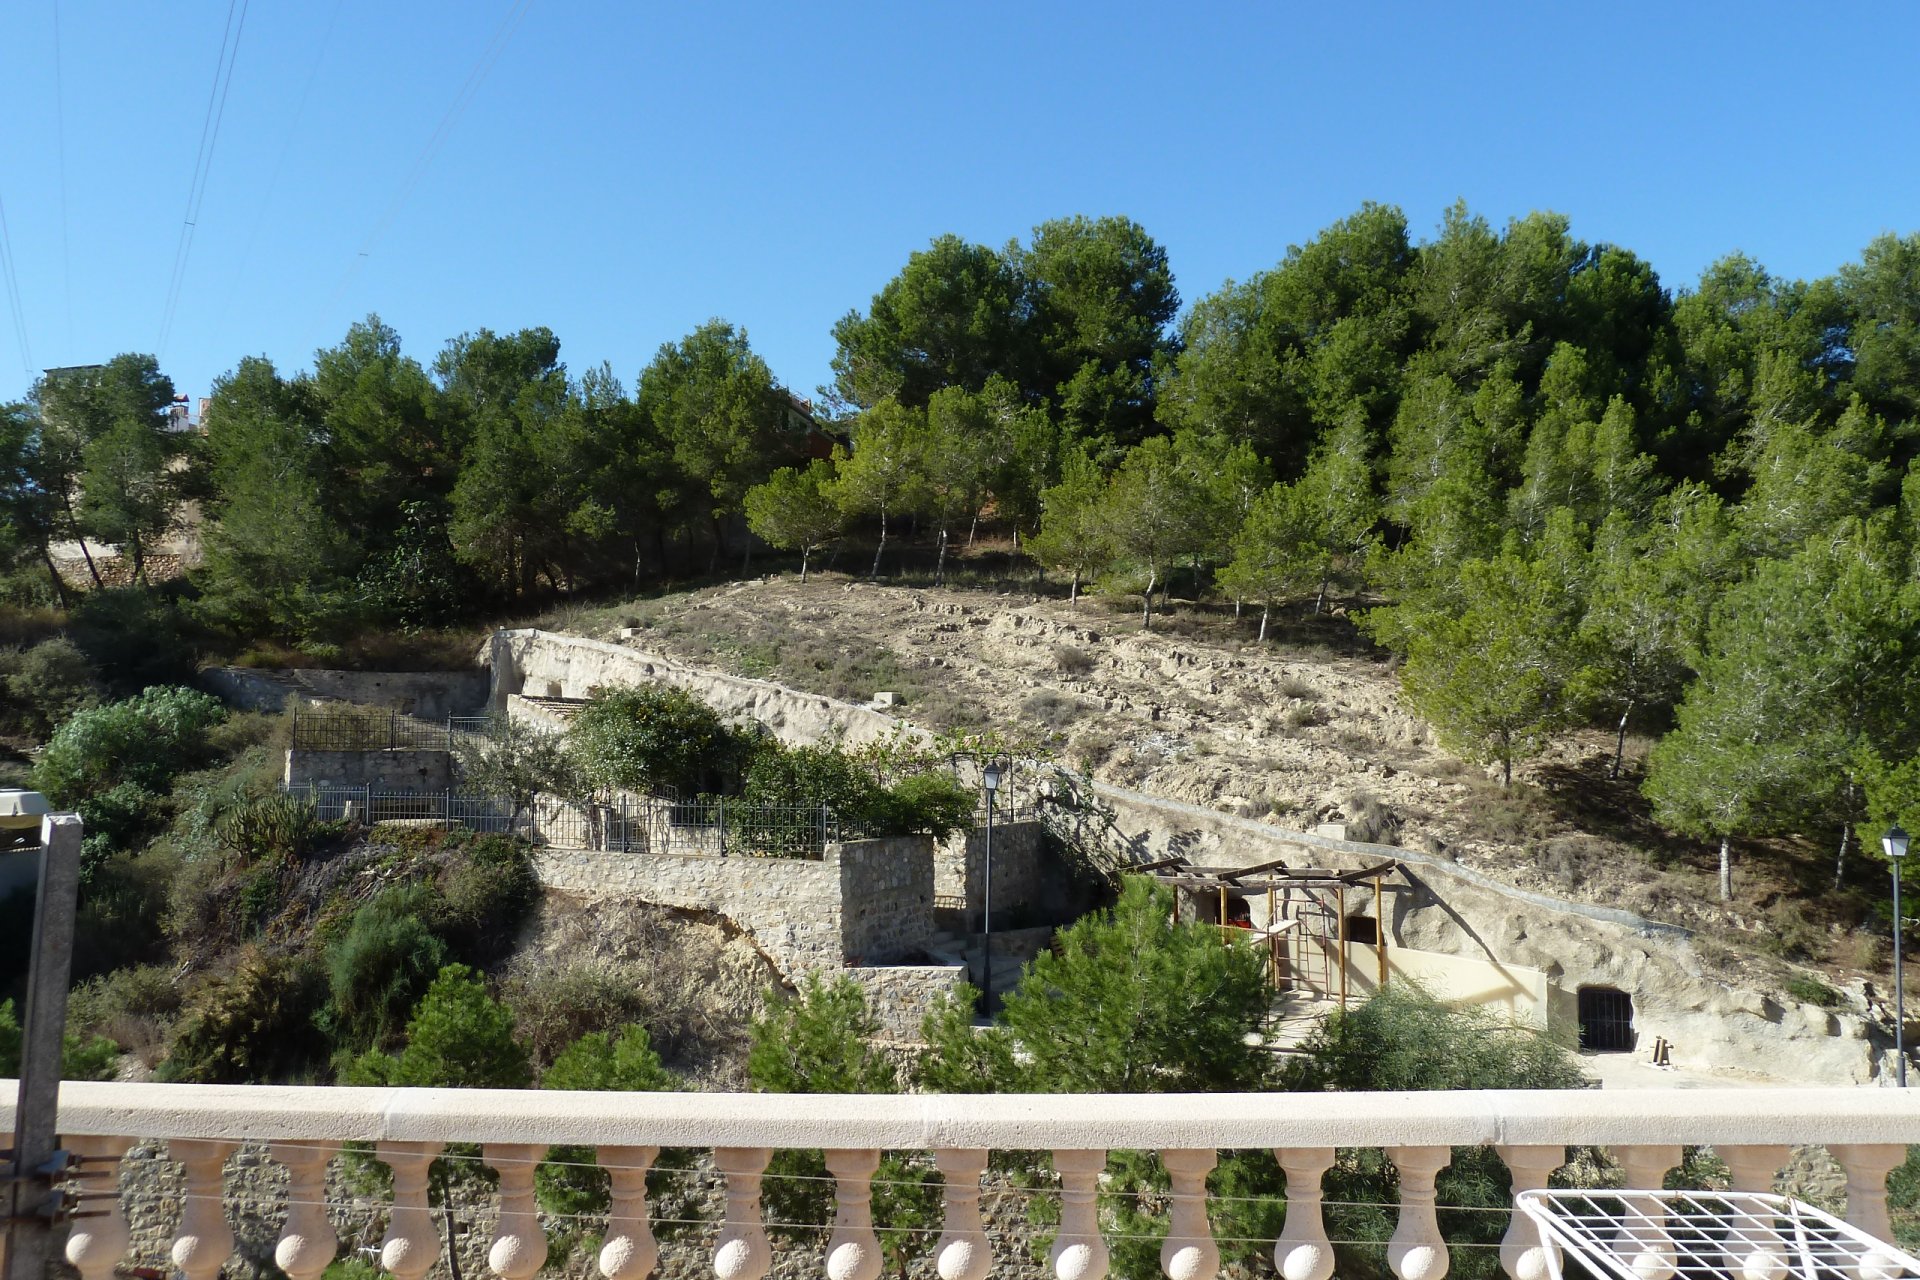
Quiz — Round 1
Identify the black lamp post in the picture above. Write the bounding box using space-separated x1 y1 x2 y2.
1887 824 1910 1087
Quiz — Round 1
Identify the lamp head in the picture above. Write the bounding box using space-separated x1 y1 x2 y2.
1888 824 1911 862
982 761 1002 793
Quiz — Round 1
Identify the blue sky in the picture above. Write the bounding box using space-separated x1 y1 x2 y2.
0 2 1914 406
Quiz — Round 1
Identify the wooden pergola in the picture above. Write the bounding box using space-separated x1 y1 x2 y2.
1131 855 1401 1007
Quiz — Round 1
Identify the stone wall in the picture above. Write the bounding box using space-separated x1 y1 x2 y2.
283 748 453 791
843 964 969 1040
838 835 935 964
202 667 488 718
535 834 934 976
486 629 912 748
938 820 1075 932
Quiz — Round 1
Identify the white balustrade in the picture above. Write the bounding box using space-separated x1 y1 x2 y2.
933 1147 992 1280
1610 1144 1681 1280
1388 1145 1452 1280
598 1145 660 1280
713 1145 772 1280
1495 1144 1563 1280
268 1139 339 1280
1273 1146 1336 1280
4 1082 1914 1280
1049 1148 1111 1280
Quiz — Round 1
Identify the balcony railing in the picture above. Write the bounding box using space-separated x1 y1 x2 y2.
7 1083 1918 1280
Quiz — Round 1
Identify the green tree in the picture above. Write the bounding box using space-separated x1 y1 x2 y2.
0 997 119 1080
455 718 579 824
835 399 928 580
536 1025 682 1218
1378 547 1584 786
639 321 796 571
745 460 844 582
342 964 531 1088
1216 482 1315 641
1097 433 1213 629
0 400 74 603
1027 447 1111 605
1291 412 1381 611
567 685 746 798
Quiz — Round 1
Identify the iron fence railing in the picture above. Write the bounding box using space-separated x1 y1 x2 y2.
289 707 453 752
282 784 877 859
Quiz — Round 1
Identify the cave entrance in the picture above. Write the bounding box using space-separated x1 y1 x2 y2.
1578 986 1635 1052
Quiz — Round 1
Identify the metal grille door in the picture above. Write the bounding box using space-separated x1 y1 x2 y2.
1578 987 1635 1051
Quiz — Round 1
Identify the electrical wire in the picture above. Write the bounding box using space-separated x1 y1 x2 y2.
157 0 251 360
221 0 344 323
53 0 73 352
0 185 33 377
312 0 533 330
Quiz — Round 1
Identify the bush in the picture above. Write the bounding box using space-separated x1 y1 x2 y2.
0 638 101 738
157 949 329 1083
321 887 451 1051
1786 973 1845 1008
1053 645 1094 677
0 997 120 1080
879 771 976 840
536 1025 684 1220
34 687 225 862
569 685 749 796
741 743 883 824
505 962 655 1073
67 586 200 692
216 792 325 866
340 964 530 1088
69 963 183 1063
436 835 538 963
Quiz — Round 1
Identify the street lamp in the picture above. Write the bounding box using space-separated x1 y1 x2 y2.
1888 824 1910 1087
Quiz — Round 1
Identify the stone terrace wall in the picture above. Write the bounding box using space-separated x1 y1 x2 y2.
283 748 452 791
535 834 934 976
839 835 934 964
487 629 913 748
202 667 487 718
844 964 969 1040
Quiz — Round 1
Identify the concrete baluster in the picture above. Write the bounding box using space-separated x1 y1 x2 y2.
1829 1144 1906 1280
169 1139 238 1280
1159 1149 1219 1280
377 1141 445 1280
1609 1145 1681 1280
825 1148 884 1280
1049 1149 1111 1280
713 1147 773 1280
932 1148 993 1280
64 1136 134 1280
598 1146 660 1280
1495 1145 1563 1280
1388 1146 1452 1280
1272 1147 1337 1280
1720 1146 1790 1280
485 1143 549 1280
269 1140 340 1280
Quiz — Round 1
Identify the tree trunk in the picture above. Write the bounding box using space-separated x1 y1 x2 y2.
1610 703 1633 779
1502 754 1512 787
1718 835 1733 902
1234 598 1242 620
968 512 979 547
129 533 148 584
935 527 949 585
800 546 811 584
741 538 752 576
1834 821 1851 892
1142 567 1156 630
37 542 71 608
1315 571 1329 615
1069 571 1080 607
869 506 887 580
61 489 102 587
1258 602 1270 643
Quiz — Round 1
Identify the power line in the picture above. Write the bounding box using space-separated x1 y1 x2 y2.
223 0 345 324
157 0 251 360
314 0 533 329
0 186 33 378
53 0 73 352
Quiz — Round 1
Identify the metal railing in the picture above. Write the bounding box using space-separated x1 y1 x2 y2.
288 707 452 752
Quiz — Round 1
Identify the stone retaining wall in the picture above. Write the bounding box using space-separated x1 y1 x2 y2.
842 964 969 1040
202 667 488 718
283 748 453 791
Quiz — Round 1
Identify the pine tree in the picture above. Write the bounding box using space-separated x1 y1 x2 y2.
745 460 845 582
1027 446 1111 605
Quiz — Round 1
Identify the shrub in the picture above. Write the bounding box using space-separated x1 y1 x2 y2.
505 963 655 1073
216 792 325 866
741 743 881 823
67 586 199 691
0 997 120 1080
322 887 452 1051
569 685 749 796
0 638 102 738
879 772 976 840
1278 675 1319 700
1786 974 1845 1008
340 964 530 1088
157 949 329 1083
436 835 538 963
1053 644 1094 677
33 686 225 830
69 963 183 1063
536 1025 684 1220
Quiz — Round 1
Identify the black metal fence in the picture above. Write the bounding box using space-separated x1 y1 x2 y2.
282 784 876 859
289 707 453 753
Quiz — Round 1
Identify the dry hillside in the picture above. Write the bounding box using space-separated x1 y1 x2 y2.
533 571 1883 990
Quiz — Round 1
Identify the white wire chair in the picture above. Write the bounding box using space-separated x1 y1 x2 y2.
1516 1188 1920 1280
